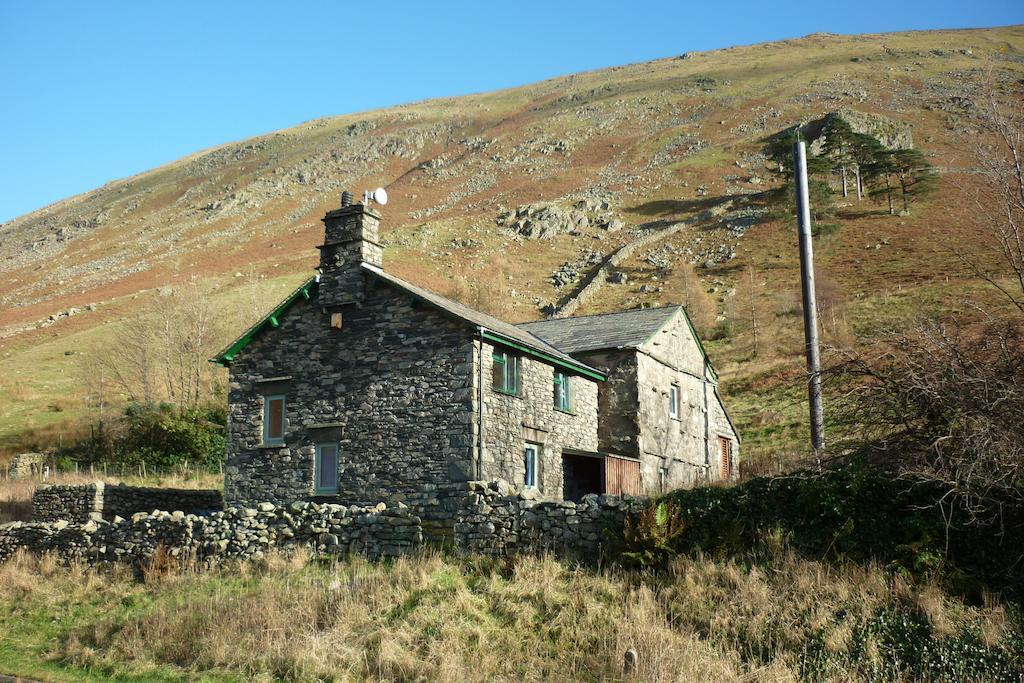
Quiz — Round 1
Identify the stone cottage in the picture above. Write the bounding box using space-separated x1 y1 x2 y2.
213 195 738 509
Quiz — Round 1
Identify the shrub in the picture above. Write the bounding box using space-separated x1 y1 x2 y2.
57 403 226 471
621 464 1024 597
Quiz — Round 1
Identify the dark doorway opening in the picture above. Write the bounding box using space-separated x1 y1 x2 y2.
562 452 604 502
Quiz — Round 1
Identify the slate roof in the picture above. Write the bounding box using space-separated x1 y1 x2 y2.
361 265 604 378
517 306 684 354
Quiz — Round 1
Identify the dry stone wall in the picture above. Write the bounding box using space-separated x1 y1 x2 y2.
31 482 223 523
2 480 642 566
2 500 421 565
454 480 643 556
6 452 46 479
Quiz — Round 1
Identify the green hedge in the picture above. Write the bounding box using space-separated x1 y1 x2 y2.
625 464 1024 597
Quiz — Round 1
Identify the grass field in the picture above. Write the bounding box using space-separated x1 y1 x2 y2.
0 547 1020 682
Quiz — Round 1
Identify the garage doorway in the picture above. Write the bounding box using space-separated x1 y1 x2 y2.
562 451 604 502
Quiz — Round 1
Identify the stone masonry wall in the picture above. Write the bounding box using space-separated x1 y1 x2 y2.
478 341 600 500
3 500 421 565
102 484 223 520
578 350 641 457
579 311 740 494
453 480 642 557
7 452 46 479
31 484 102 523
3 480 642 566
225 283 476 507
31 482 223 523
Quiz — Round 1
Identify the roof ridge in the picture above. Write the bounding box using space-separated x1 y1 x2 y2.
360 264 606 380
518 304 682 327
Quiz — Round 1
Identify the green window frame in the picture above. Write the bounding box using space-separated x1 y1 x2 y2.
492 350 521 396
263 394 286 445
315 443 339 494
553 371 572 412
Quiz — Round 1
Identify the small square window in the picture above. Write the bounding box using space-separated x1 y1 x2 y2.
263 395 286 445
553 371 572 412
315 443 339 494
669 385 680 419
492 350 521 395
524 443 538 489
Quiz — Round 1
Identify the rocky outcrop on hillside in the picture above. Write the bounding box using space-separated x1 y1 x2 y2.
497 199 622 240
806 108 915 153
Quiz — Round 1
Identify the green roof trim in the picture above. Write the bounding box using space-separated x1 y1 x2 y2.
210 277 318 367
481 330 607 382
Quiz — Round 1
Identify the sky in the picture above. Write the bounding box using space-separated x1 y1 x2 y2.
1 1 1021 223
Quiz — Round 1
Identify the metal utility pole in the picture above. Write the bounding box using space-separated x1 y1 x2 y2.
793 140 825 455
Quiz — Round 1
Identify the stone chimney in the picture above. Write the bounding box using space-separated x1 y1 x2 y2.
317 194 383 307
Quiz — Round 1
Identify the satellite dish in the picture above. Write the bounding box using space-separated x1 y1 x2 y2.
364 187 388 206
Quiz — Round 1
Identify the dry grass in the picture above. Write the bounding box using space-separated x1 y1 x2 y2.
0 547 1018 682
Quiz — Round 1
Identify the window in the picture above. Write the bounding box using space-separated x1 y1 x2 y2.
719 437 733 481
315 443 339 494
492 350 521 395
263 395 286 445
553 371 572 412
523 443 538 488
669 385 680 419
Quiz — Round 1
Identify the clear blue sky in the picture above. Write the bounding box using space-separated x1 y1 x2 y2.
1 1 1020 223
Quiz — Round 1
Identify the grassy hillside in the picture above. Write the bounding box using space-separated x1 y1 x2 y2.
2 25 1023 466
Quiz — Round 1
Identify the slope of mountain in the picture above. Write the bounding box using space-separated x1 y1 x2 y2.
2 25 1023 463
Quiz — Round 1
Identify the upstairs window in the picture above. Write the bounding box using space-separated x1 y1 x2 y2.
315 443 339 494
669 385 680 419
523 443 538 488
263 395 286 445
553 371 572 412
492 350 521 395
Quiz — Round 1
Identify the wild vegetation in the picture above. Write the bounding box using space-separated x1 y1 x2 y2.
0 547 1020 683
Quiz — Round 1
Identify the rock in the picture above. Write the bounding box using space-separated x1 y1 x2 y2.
607 272 628 284
257 502 276 512
604 219 624 232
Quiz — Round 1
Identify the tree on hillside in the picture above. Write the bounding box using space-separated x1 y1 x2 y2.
889 149 938 215
866 148 937 215
821 117 856 198
764 128 837 229
847 132 887 201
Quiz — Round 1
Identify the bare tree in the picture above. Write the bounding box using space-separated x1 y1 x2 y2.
93 279 226 409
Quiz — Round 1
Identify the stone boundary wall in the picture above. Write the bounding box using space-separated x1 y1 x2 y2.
4 480 644 566
31 482 223 523
1 501 421 565
452 481 643 556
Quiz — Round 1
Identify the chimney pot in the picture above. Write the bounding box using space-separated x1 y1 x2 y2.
340 191 353 208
